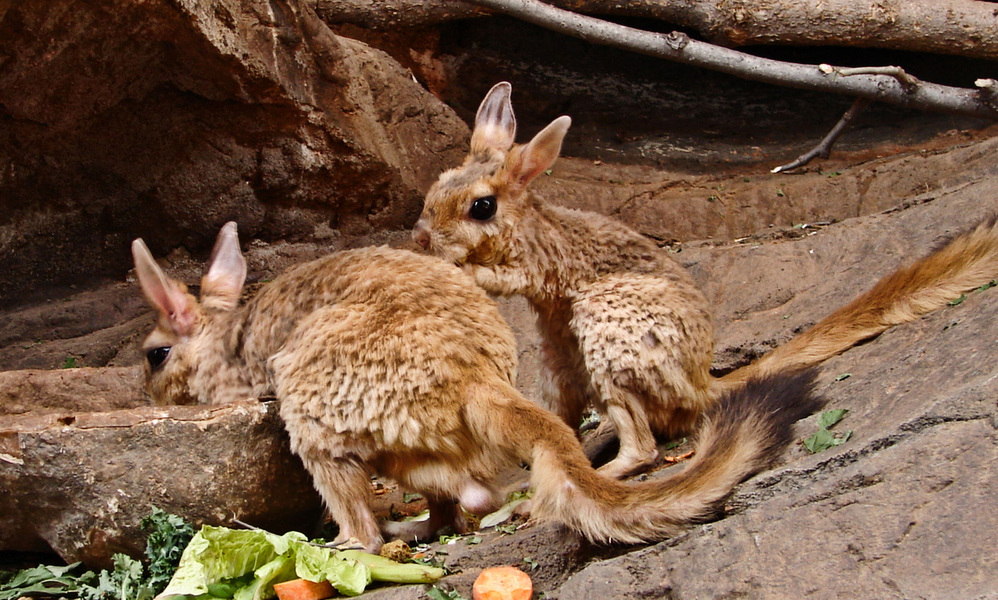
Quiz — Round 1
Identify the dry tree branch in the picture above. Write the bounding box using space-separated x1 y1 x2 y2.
311 0 998 62
465 0 998 120
771 98 872 173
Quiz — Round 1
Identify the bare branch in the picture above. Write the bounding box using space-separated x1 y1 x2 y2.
311 0 998 61
819 64 919 91
465 0 998 120
771 98 873 174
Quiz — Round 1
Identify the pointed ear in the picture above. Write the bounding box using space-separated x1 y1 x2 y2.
132 238 198 337
470 81 517 154
201 221 246 311
507 115 571 188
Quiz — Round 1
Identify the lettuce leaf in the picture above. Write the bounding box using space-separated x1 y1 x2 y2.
155 527 371 600
156 528 307 600
294 544 369 597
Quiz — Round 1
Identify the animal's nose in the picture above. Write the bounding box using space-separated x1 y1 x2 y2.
412 222 431 250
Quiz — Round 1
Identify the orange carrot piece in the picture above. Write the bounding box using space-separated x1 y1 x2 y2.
273 578 336 600
472 566 533 600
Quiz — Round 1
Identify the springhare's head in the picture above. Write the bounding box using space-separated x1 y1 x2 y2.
131 221 247 405
413 81 571 267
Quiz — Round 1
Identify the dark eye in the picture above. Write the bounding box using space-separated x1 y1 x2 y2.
146 347 171 370
469 195 497 221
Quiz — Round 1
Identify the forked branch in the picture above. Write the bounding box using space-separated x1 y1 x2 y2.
465 0 998 120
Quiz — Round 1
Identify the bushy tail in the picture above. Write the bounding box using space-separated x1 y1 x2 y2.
720 216 998 389
516 369 823 544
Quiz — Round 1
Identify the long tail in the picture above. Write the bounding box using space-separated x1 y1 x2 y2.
495 369 823 544
719 216 998 390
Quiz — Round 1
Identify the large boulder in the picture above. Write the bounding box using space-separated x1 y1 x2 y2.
0 0 467 306
0 395 323 569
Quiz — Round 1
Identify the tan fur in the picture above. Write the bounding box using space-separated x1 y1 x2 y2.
132 223 821 552
413 81 998 478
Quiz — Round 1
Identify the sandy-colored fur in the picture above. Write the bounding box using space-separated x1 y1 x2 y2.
133 223 822 552
413 81 998 479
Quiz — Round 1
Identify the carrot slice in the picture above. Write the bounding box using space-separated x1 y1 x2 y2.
273 578 336 600
472 566 533 600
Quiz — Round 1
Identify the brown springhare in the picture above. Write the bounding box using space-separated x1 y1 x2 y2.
132 222 823 551
414 81 998 478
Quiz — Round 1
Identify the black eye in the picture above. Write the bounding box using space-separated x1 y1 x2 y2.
146 347 171 370
469 195 497 221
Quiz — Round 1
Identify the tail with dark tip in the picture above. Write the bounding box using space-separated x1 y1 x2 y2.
499 368 824 544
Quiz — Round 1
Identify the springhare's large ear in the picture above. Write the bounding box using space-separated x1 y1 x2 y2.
132 238 198 337
201 221 246 311
507 115 572 188
470 82 517 154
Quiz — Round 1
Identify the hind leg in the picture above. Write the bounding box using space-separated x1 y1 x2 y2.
595 384 659 479
301 451 383 552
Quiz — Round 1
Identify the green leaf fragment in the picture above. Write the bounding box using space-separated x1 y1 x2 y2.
817 409 849 430
803 410 852 453
426 587 466 600
661 437 687 452
803 428 853 453
294 544 368 597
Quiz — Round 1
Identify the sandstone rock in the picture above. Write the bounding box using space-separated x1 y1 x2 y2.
0 0 468 306
0 366 146 415
552 271 998 600
0 399 323 569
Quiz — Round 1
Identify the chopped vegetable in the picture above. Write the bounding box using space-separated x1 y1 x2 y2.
337 550 443 584
272 579 335 600
472 566 532 600
155 526 443 600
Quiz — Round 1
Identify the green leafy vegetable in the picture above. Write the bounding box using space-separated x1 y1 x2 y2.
0 563 94 600
143 508 196 594
2 513 440 600
337 551 443 584
803 409 853 453
158 526 442 600
1 507 195 600
80 555 152 600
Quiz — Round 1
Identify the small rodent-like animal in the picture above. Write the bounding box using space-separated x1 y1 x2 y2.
413 81 998 479
132 222 823 552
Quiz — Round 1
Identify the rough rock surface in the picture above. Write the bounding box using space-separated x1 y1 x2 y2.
0 400 323 569
0 0 467 307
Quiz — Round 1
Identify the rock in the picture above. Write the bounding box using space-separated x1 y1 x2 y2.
0 0 468 306
0 399 323 569
427 187 998 599
0 366 146 415
552 278 998 600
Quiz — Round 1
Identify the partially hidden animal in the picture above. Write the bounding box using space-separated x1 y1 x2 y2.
413 81 998 479
133 222 823 552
